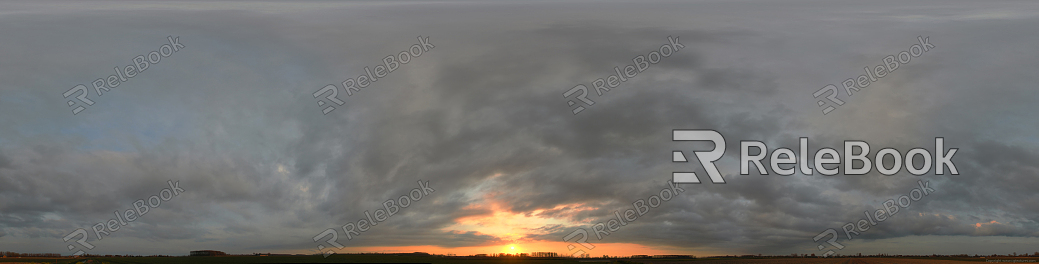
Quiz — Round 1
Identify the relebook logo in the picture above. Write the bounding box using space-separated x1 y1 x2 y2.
61 180 185 256
672 130 958 183
313 36 434 115
63 36 185 115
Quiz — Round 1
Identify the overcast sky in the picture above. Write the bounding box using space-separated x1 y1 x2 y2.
1 0 1038 257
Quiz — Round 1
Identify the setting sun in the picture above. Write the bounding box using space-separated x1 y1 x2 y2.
503 244 521 254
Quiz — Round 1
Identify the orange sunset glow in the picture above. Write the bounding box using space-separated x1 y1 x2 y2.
325 178 694 256
9 1 1039 260
339 241 686 257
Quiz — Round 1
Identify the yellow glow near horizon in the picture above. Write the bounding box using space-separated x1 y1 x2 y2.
442 201 596 242
503 244 521 254
341 241 686 257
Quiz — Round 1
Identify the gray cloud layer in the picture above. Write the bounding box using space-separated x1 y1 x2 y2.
1 0 1038 257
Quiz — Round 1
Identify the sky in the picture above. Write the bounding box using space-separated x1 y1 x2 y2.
1 0 1039 258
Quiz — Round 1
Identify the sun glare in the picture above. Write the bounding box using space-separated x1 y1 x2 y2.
503 244 521 254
